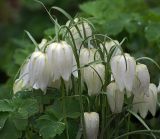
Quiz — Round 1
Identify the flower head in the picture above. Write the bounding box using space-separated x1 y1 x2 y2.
133 83 157 118
111 53 136 92
84 112 99 139
132 63 150 96
106 82 124 113
66 18 92 49
28 51 50 93
83 64 105 96
46 41 75 81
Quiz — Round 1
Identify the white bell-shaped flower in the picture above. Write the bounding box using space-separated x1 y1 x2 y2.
158 81 160 93
132 83 157 118
46 41 75 81
66 18 92 49
132 63 150 96
84 112 99 139
111 53 136 92
83 64 105 96
28 51 50 93
13 60 30 94
80 48 100 66
106 82 124 113
100 40 121 56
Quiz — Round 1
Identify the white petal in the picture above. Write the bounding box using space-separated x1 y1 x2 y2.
84 112 99 139
83 64 105 96
106 82 124 113
147 83 157 116
124 55 136 92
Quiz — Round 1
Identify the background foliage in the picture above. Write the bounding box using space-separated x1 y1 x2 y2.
0 0 160 139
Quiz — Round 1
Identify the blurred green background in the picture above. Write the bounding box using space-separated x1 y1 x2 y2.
0 0 160 99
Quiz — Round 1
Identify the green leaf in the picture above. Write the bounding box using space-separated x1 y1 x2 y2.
13 118 28 131
36 115 65 139
0 112 9 130
20 99 39 117
0 119 22 139
0 99 13 112
47 97 81 120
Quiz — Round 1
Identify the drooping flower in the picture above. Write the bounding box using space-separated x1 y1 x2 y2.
28 51 50 93
46 41 75 81
13 60 30 94
83 64 105 96
106 82 124 113
80 48 100 66
66 18 92 49
100 40 121 56
158 81 160 93
110 53 136 92
132 83 157 118
84 112 99 139
132 63 150 96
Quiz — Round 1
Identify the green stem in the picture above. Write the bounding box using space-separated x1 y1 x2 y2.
126 114 130 139
58 25 87 139
100 94 106 139
61 79 69 139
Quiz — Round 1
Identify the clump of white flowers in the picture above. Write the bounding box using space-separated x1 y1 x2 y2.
13 13 160 139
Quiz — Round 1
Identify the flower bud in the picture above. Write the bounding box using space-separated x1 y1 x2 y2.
46 41 75 81
111 53 136 92
84 112 99 139
106 82 124 113
133 83 157 118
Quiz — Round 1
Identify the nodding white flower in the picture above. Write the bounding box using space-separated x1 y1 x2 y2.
66 18 92 49
80 48 100 66
84 112 99 139
132 64 150 96
100 40 121 56
83 64 105 96
46 41 75 81
28 51 50 93
111 53 136 92
13 60 30 94
106 82 124 113
158 81 160 93
133 83 157 118
35 39 48 51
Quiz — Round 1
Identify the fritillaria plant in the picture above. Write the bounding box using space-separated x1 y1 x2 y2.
13 2 160 139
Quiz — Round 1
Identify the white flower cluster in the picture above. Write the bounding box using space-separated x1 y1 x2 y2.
13 17 159 133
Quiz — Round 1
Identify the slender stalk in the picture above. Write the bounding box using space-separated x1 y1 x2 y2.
114 130 160 139
61 78 69 139
59 25 87 139
126 114 130 139
100 94 106 139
